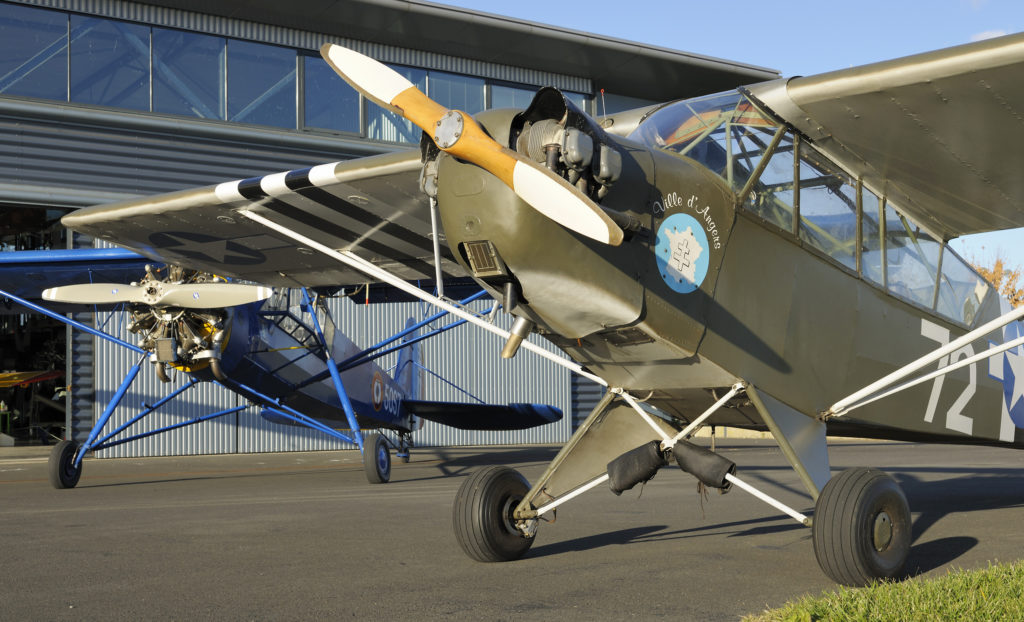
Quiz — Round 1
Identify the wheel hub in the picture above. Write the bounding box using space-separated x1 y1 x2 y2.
872 511 893 551
500 496 521 535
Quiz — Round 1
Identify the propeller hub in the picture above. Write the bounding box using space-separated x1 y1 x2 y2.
433 110 465 149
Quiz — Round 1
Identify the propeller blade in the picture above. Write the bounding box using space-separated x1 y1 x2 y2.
320 44 624 246
42 283 274 309
42 283 144 304
157 284 275 308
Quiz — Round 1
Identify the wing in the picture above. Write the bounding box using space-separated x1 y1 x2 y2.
62 150 467 288
745 32 1024 240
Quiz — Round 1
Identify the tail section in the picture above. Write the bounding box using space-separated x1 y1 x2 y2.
394 318 424 429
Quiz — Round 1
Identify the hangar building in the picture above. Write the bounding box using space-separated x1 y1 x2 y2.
0 0 777 455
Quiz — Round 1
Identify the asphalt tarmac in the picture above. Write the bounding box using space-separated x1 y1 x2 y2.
2 439 1023 621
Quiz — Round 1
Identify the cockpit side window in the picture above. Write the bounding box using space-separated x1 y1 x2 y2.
743 130 795 233
936 246 989 326
884 205 941 310
797 145 858 271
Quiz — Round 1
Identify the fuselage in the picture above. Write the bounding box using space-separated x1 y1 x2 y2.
436 91 1021 448
207 293 417 432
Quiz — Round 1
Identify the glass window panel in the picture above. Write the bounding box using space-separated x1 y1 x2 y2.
70 16 149 111
302 55 359 133
798 147 857 270
861 188 883 285
428 71 484 114
152 28 224 120
227 40 296 128
744 131 795 232
490 84 535 109
366 65 426 143
936 248 989 325
0 3 67 100
885 205 940 308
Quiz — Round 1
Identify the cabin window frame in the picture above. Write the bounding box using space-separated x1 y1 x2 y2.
732 96 992 329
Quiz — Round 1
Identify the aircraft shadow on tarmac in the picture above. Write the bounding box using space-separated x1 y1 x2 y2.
529 525 670 557
893 467 1024 577
523 505 978 580
401 446 562 482
523 466 1024 579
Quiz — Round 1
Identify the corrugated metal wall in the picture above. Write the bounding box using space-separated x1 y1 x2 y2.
571 374 605 430
0 98 391 208
88 296 576 457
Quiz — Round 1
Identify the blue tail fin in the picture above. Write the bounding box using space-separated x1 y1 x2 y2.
394 318 422 400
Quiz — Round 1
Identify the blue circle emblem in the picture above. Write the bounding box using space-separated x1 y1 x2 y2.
655 213 710 294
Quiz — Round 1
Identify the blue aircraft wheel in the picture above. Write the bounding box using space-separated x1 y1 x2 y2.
362 433 391 484
453 466 535 562
812 467 910 586
48 440 83 489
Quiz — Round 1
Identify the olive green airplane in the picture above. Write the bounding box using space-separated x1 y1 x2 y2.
59 33 1024 586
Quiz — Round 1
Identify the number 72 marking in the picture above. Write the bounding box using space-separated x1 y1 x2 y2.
921 319 975 435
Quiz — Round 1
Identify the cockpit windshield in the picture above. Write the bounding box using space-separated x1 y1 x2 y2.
629 91 778 193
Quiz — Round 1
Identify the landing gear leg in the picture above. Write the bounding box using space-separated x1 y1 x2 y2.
453 466 536 562
48 440 83 489
396 432 412 463
812 467 910 586
362 432 391 484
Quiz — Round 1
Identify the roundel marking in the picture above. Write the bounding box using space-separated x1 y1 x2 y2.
371 372 384 411
654 213 710 295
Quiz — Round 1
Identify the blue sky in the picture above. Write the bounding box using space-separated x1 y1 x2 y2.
439 0 1024 269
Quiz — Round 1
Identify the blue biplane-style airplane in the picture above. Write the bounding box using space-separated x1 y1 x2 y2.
0 248 562 487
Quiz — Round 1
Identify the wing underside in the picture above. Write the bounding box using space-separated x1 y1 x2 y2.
62 150 466 288
404 401 562 431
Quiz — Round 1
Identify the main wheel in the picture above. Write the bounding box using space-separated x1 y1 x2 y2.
812 467 910 586
49 440 83 489
362 432 390 484
453 466 535 562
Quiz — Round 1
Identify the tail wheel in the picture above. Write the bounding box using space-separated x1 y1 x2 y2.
453 466 535 562
812 467 910 586
362 432 391 484
49 440 83 489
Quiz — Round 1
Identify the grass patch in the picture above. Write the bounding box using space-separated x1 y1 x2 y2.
745 560 1024 621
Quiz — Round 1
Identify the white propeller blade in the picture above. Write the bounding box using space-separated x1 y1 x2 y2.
320 43 623 246
42 283 274 309
157 284 274 308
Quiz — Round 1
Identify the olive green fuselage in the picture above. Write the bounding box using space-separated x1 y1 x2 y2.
436 115 1015 448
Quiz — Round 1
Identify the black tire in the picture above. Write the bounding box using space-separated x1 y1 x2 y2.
362 433 390 484
812 467 910 586
453 466 535 562
49 440 82 489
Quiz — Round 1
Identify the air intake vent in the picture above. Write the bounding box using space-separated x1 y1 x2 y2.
463 240 507 278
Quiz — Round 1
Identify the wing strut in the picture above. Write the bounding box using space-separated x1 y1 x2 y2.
239 209 607 385
825 304 1024 418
